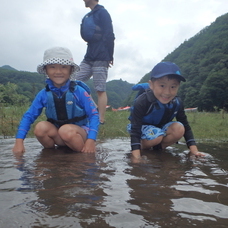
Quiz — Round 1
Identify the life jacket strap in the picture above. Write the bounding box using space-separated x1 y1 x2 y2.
47 114 87 127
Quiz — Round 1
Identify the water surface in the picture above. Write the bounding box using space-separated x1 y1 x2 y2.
0 138 227 227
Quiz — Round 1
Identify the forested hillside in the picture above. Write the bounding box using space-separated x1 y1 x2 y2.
0 66 46 105
1 13 228 110
125 13 228 111
0 66 133 108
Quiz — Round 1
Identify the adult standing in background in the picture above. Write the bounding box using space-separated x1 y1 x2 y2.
75 0 115 124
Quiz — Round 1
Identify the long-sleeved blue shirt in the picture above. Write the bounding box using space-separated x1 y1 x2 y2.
16 79 99 140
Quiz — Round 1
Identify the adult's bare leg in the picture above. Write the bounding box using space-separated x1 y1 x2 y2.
97 91 107 123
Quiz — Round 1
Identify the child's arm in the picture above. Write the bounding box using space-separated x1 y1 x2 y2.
12 90 45 153
176 101 205 157
12 138 25 154
129 96 148 161
189 145 205 157
77 87 99 141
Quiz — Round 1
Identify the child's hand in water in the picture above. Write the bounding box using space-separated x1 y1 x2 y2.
131 150 148 163
189 145 205 157
190 151 205 157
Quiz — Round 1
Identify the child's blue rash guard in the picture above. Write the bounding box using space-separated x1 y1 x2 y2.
16 79 99 140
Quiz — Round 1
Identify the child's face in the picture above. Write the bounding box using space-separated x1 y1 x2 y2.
46 64 72 88
149 76 180 104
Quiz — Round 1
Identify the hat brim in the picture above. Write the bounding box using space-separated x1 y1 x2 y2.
37 58 80 75
152 72 186 82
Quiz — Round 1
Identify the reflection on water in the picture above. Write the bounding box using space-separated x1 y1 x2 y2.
0 138 227 228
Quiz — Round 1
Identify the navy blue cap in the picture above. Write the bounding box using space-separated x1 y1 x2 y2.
150 61 186 82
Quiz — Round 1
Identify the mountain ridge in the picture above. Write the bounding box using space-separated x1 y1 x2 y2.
1 13 228 110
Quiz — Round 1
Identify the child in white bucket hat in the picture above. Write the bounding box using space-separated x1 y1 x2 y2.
13 47 99 154
37 47 80 76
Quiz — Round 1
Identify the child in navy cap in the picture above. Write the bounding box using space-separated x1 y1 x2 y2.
128 61 204 160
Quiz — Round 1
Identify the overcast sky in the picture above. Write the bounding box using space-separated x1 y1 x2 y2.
0 0 227 84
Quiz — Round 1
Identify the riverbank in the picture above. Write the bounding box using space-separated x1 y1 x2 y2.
0 106 228 142
101 110 228 143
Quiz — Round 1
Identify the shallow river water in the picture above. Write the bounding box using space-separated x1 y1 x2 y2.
0 138 228 228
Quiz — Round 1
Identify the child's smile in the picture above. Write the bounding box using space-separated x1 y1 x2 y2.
45 64 72 88
149 76 180 104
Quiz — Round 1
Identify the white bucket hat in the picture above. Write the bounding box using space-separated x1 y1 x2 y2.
37 47 80 75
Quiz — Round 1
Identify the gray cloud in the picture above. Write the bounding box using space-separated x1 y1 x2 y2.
0 0 227 83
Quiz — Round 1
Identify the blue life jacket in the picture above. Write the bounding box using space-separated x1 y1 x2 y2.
142 96 180 127
45 81 90 127
129 83 180 127
129 83 151 115
80 6 104 42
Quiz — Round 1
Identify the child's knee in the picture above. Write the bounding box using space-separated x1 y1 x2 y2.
58 125 78 141
167 122 184 132
58 125 71 137
34 121 58 138
167 122 185 138
34 121 48 135
174 122 185 135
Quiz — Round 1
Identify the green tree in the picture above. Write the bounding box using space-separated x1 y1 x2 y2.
0 82 29 106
